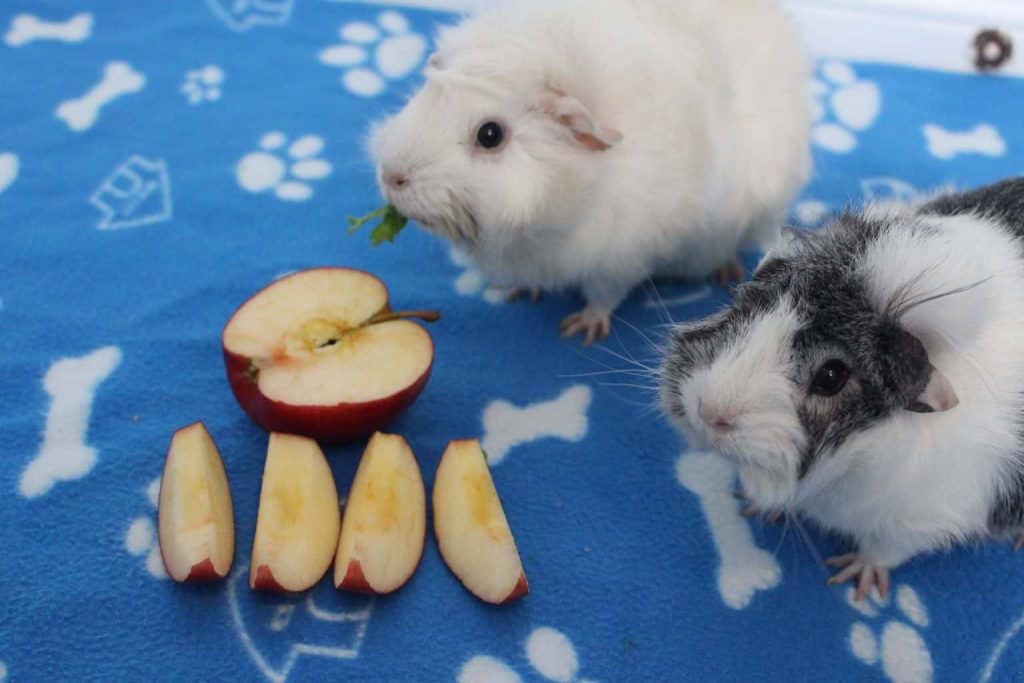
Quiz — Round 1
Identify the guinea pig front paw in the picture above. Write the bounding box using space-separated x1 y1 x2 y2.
708 259 745 288
826 553 891 601
505 287 542 304
739 505 783 524
560 307 610 346
734 488 783 523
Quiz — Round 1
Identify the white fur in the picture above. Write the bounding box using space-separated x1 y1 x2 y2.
796 213 1024 567
677 302 807 509
372 0 811 316
674 210 1024 571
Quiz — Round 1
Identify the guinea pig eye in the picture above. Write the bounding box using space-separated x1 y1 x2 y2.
475 121 505 150
810 359 850 397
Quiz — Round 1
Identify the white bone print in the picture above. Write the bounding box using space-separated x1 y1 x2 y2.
55 62 145 132
20 346 122 498
675 451 782 608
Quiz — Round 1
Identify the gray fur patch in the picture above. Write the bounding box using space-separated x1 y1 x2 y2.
664 212 938 476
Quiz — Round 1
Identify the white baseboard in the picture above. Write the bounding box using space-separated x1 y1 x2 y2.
783 0 1024 76
326 0 1023 77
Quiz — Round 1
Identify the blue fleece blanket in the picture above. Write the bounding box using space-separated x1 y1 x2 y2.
3 2 1024 682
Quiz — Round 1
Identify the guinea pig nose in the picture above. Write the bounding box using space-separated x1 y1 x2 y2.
384 171 410 190
698 401 739 432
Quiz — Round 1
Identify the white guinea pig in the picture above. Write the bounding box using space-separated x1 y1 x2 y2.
661 177 1024 599
371 0 811 344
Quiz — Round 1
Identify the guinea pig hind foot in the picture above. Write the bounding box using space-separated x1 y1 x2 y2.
1013 534 1024 551
740 505 784 524
708 259 745 288
826 554 891 601
505 287 542 303
735 489 783 523
560 308 611 346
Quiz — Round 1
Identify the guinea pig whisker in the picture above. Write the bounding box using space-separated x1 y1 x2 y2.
588 339 661 371
886 258 991 319
567 349 657 387
770 515 790 558
900 277 991 315
596 381 661 393
929 326 997 401
786 514 829 575
567 348 664 415
884 262 942 318
595 344 658 373
643 277 677 327
611 313 670 357
558 368 657 379
592 383 664 413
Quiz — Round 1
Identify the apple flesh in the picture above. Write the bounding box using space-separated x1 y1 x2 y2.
334 432 426 594
250 432 341 592
158 422 235 582
222 268 437 443
433 439 529 604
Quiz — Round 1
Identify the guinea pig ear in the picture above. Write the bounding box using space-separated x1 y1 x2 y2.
536 89 622 151
753 227 807 278
753 249 781 277
882 325 959 413
908 365 959 413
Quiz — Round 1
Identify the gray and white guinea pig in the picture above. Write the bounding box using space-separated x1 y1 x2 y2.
370 0 811 344
661 176 1024 599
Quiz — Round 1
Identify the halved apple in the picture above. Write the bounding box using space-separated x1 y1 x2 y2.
250 433 341 592
222 268 438 443
433 439 529 604
334 432 426 593
158 422 235 582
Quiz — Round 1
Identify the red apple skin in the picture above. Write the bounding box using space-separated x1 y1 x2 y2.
221 268 435 444
334 490 428 595
158 545 228 583
502 575 530 604
250 565 287 593
223 347 433 444
183 558 222 583
338 560 374 594
335 539 427 594
157 421 234 583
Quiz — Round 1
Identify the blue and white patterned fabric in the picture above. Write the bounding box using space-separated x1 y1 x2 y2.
2 2 1024 682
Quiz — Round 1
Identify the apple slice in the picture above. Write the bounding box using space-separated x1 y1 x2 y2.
250 433 341 592
433 439 529 604
334 432 426 593
158 422 235 582
222 268 438 443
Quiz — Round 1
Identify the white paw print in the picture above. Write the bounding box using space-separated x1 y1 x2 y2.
0 152 18 194
124 478 168 580
810 61 881 154
795 177 954 228
846 584 933 683
236 132 333 202
793 199 828 226
861 177 921 204
319 11 428 97
644 285 711 310
460 627 598 683
861 177 955 206
181 65 224 105
451 246 507 305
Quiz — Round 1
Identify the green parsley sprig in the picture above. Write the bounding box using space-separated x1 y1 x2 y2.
347 205 409 246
